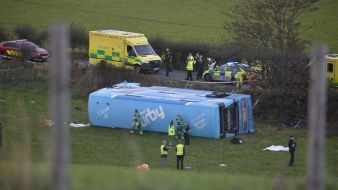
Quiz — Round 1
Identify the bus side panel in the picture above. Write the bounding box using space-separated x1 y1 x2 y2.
88 95 116 128
88 95 221 138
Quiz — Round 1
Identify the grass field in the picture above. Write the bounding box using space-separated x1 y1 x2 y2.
0 86 337 189
1 0 338 52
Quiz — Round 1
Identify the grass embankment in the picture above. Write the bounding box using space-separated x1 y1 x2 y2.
1 0 338 51
0 87 338 189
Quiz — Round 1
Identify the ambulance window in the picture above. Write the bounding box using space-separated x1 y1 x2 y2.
327 63 333 72
127 46 136 57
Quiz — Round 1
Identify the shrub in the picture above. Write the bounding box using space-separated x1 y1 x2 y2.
0 24 10 42
14 25 47 46
70 22 88 52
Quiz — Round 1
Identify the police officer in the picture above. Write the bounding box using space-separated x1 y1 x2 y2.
168 120 175 146
162 48 173 77
176 140 185 170
184 123 191 145
195 53 203 80
176 114 184 140
160 140 169 168
288 135 297 166
186 53 195 81
131 109 143 134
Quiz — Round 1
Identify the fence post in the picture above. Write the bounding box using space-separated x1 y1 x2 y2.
49 22 70 190
306 43 328 190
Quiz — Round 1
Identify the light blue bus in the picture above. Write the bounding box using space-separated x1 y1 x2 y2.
88 82 254 139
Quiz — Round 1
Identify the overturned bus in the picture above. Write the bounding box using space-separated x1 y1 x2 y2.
88 82 254 139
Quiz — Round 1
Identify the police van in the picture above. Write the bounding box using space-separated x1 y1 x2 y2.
88 82 254 139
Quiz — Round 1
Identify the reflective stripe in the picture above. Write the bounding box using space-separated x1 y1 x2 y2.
89 50 121 60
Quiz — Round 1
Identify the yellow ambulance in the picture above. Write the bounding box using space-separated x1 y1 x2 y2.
89 30 162 73
327 54 338 88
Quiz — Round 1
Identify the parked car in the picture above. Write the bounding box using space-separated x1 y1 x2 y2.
0 39 49 62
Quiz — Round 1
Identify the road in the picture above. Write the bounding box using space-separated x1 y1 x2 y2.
157 69 188 81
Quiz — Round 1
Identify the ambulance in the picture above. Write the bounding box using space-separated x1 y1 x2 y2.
89 30 162 73
327 54 338 88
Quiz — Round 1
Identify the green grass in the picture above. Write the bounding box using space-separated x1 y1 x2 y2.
0 87 338 189
1 0 338 51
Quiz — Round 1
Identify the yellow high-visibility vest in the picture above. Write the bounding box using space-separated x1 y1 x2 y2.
176 144 184 156
186 56 195 71
168 124 175 136
160 145 168 155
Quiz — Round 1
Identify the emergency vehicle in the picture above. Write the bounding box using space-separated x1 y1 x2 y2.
89 30 162 73
203 62 257 82
327 54 338 88
0 39 49 62
88 82 254 139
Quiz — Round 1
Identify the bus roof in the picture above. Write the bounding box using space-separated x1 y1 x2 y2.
90 82 238 107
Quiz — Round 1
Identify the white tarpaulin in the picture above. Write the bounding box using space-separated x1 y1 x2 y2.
69 123 90 128
263 145 289 152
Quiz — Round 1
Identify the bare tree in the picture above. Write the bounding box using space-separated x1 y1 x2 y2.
14 25 47 46
0 25 10 42
70 22 88 52
226 0 319 89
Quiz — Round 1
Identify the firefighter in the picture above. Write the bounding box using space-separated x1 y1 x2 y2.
168 120 175 146
185 53 195 81
160 140 170 168
131 109 143 134
235 68 246 89
176 139 185 170
176 114 184 140
162 48 173 77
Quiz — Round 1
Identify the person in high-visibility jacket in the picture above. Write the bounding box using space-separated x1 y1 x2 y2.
176 140 185 170
168 120 175 146
131 109 143 134
160 140 170 168
185 53 195 81
235 68 246 89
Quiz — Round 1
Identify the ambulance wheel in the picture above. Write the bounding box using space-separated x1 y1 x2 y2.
134 65 141 73
204 74 213 82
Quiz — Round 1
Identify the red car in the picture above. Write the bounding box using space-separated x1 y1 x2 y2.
0 39 49 62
